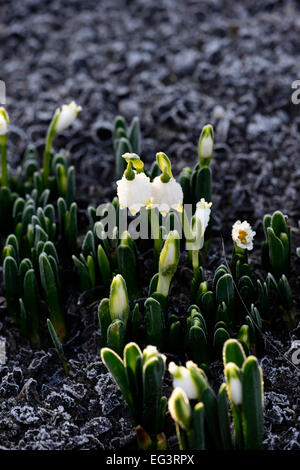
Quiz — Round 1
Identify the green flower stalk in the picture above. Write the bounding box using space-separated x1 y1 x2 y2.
101 342 167 449
156 230 180 298
192 124 214 205
43 101 81 185
0 107 9 187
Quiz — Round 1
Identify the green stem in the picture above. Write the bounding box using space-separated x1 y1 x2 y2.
0 134 8 187
43 111 59 186
149 208 162 265
192 250 200 272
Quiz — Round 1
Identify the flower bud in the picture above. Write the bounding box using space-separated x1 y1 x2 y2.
225 362 243 406
109 274 129 326
55 101 82 133
168 387 192 430
168 362 198 399
159 230 180 276
0 107 9 136
198 124 214 167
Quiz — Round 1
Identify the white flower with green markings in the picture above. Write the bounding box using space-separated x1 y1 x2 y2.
151 176 183 216
116 153 152 215
151 152 183 216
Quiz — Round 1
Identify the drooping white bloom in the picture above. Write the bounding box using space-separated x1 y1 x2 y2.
0 108 9 136
194 198 212 249
55 101 82 133
168 362 198 400
151 176 183 216
232 220 256 251
229 378 243 405
116 171 152 215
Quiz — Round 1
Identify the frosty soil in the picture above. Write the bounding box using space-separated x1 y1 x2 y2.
0 0 299 451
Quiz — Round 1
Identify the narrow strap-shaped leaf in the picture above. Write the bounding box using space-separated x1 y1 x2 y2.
101 347 134 417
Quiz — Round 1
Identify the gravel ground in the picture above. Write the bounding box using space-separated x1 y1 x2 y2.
0 0 299 450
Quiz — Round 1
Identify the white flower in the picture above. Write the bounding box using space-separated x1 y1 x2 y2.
230 378 243 405
0 108 9 136
232 220 256 251
168 362 198 400
116 171 152 215
151 176 183 216
194 198 212 249
55 101 82 133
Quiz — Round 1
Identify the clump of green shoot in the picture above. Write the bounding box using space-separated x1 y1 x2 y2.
168 339 264 450
101 342 167 450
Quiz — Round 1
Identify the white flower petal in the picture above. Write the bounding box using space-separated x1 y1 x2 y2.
230 378 243 405
169 363 198 400
232 220 256 251
116 172 152 215
151 177 183 215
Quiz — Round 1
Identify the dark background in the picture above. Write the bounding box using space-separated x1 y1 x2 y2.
1 0 300 233
0 0 299 451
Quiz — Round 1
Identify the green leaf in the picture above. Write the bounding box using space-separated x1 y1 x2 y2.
107 319 125 356
72 255 91 291
3 256 20 320
116 137 132 179
143 357 165 435
101 347 135 417
217 383 233 449
267 227 285 277
39 253 66 340
97 245 111 285
47 318 69 376
191 403 206 450
98 298 110 348
241 356 264 450
23 269 40 346
145 297 165 349
223 339 246 368
128 117 141 154
214 328 230 359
